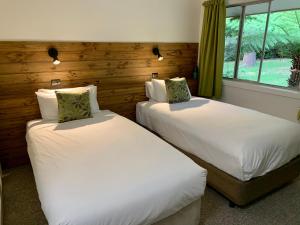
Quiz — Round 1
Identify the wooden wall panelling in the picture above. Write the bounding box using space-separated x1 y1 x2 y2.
0 42 198 168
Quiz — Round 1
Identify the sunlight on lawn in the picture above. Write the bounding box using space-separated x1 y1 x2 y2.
223 58 291 87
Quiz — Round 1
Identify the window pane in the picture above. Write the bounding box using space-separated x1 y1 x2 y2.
260 0 300 88
223 6 242 78
237 3 269 82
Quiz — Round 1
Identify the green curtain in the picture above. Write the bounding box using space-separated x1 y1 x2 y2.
198 0 226 99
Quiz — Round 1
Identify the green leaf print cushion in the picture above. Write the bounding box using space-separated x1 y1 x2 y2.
165 78 191 104
55 91 92 123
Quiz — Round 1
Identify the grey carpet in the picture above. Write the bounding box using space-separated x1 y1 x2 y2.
3 165 300 225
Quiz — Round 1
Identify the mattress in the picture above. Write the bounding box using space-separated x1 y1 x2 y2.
26 110 207 225
136 97 300 181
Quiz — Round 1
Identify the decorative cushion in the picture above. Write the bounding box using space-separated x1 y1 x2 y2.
56 91 92 123
151 77 191 102
171 77 192 98
165 78 191 104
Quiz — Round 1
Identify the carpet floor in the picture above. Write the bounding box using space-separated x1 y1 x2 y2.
3 165 300 225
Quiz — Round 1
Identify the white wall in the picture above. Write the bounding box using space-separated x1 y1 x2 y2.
0 0 201 42
222 80 300 123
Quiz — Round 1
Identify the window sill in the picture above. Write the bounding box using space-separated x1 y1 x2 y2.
223 79 300 100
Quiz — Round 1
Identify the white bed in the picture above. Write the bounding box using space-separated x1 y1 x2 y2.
136 97 300 181
26 110 207 225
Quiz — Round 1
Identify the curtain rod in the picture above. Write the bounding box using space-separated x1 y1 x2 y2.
227 0 272 8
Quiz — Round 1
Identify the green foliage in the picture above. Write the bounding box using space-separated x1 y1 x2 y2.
288 50 300 88
223 59 292 87
225 9 300 58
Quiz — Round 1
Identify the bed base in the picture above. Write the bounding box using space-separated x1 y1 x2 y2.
153 198 201 225
141 126 300 207
182 150 300 207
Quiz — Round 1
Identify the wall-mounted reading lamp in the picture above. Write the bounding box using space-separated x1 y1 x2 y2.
48 47 61 65
153 47 164 61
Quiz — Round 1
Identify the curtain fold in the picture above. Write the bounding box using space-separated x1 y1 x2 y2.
198 0 226 99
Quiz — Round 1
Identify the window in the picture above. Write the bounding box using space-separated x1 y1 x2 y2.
223 0 300 89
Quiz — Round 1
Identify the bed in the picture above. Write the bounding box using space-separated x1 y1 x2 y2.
26 110 207 225
136 97 300 206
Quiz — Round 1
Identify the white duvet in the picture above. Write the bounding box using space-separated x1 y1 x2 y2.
26 110 206 225
136 97 300 181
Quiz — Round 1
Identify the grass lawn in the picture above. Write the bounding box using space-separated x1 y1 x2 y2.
223 58 292 87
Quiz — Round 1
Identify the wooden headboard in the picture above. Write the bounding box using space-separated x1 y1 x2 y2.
0 41 198 168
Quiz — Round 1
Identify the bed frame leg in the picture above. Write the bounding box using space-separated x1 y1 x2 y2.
229 201 236 208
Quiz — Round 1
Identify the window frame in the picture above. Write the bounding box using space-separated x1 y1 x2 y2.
224 0 300 91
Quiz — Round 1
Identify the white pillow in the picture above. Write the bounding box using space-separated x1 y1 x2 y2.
35 92 59 120
151 77 191 102
151 79 168 102
38 85 100 113
145 81 154 99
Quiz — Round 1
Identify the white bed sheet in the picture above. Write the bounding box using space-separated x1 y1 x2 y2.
136 97 300 181
26 110 206 225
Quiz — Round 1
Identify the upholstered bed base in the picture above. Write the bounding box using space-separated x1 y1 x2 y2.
153 198 201 225
141 126 300 207
182 150 300 207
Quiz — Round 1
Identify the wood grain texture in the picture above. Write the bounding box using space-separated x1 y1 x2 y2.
0 41 198 169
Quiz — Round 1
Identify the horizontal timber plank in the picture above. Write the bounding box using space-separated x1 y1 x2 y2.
0 71 193 91
0 49 197 64
0 66 194 84
1 153 29 169
0 42 198 52
0 58 196 75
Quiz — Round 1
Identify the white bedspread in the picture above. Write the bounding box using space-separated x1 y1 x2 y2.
136 97 300 181
26 110 206 225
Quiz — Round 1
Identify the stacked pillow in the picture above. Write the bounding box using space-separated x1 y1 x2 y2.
35 85 100 122
145 77 191 103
